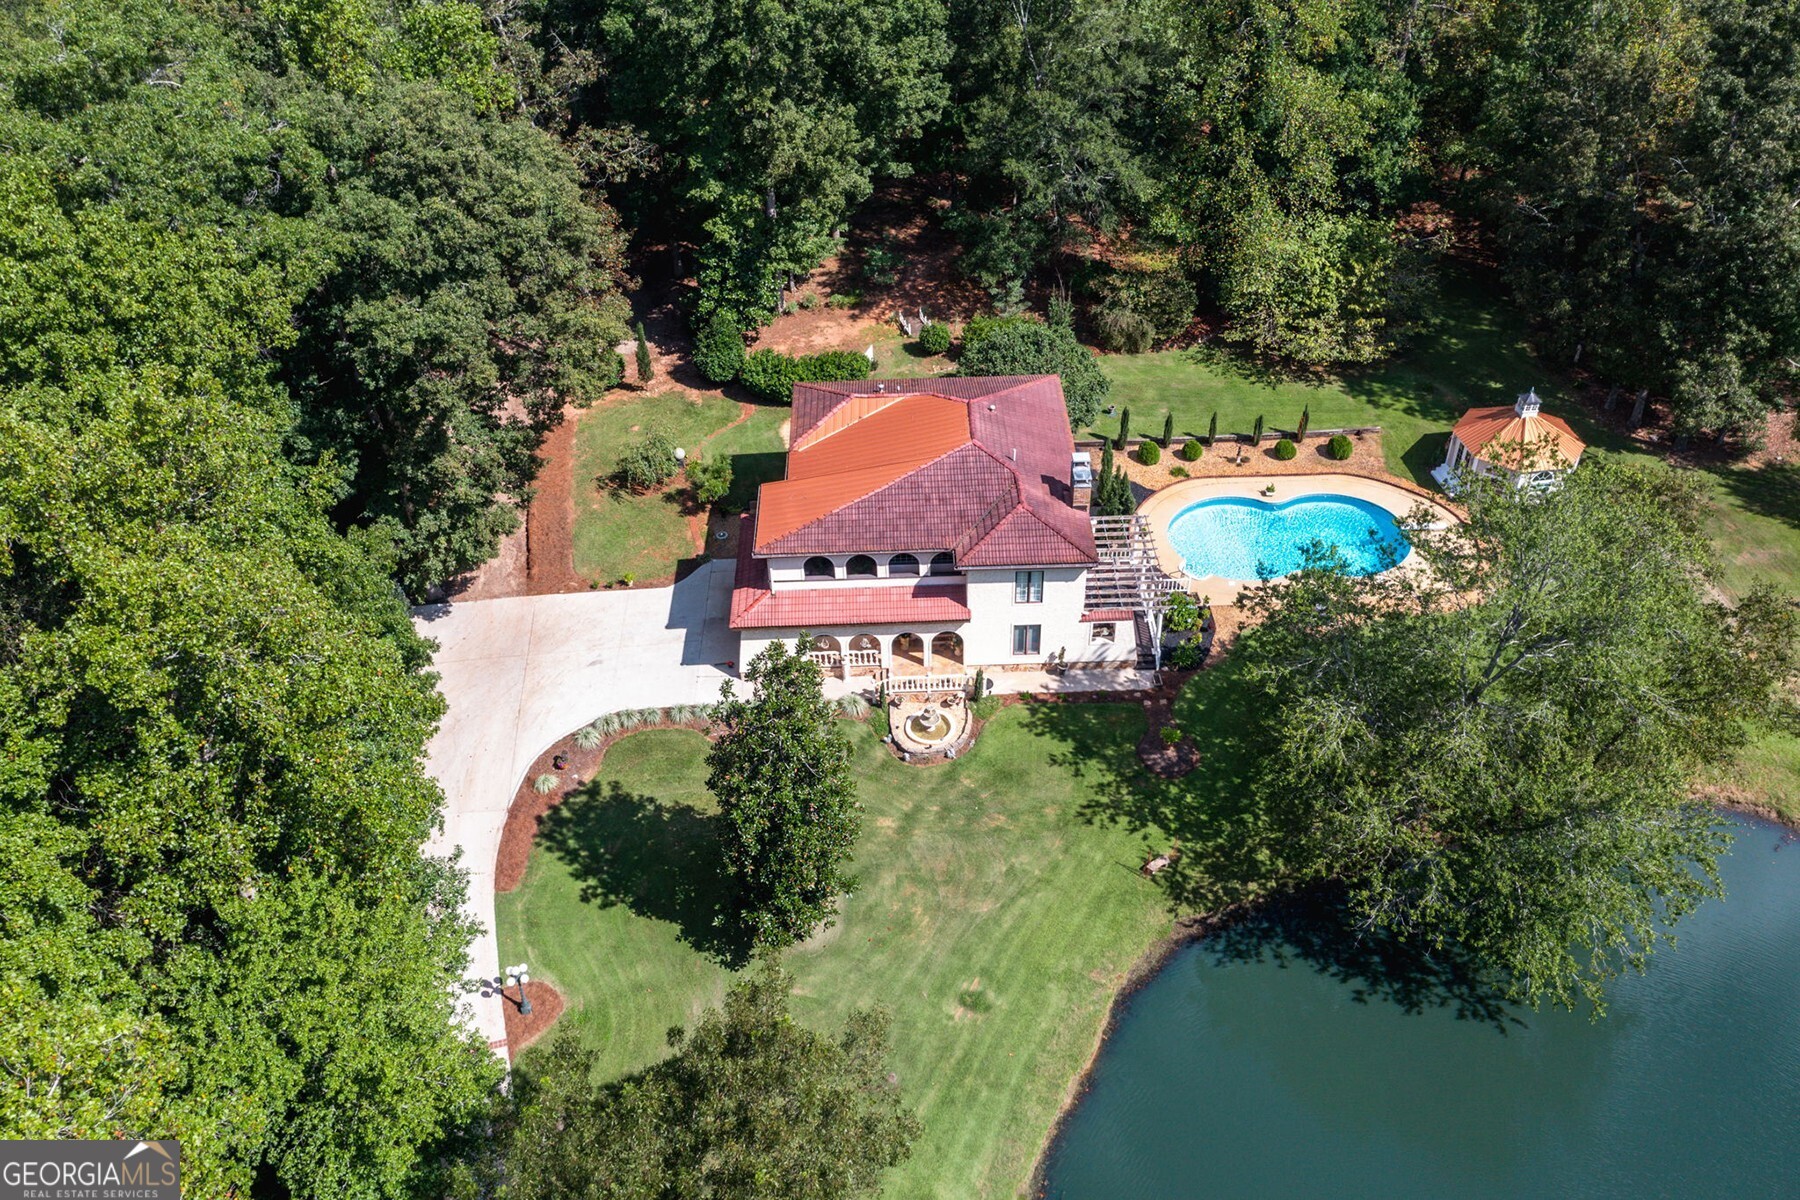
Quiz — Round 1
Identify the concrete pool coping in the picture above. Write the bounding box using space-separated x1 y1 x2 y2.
1137 473 1463 604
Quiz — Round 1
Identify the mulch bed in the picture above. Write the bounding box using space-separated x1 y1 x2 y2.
1136 689 1202 778
500 980 566 1053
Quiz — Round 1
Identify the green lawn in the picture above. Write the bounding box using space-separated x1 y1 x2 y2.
497 697 1267 1199
1096 274 1543 486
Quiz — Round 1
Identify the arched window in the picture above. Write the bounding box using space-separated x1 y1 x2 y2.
846 554 878 578
929 552 957 576
888 553 920 577
803 556 835 579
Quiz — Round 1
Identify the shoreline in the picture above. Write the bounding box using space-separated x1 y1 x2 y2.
1021 797 1799 1198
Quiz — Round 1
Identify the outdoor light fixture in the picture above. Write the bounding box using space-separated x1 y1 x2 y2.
506 962 532 1016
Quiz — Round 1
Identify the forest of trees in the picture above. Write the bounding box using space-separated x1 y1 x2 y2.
3 0 1798 1196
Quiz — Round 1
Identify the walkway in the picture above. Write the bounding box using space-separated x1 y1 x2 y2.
413 562 738 1056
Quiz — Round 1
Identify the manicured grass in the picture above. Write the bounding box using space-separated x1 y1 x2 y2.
695 400 788 513
1097 274 1542 486
571 391 740 583
496 706 1265 1198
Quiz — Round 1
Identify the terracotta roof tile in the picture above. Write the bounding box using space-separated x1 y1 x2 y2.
753 375 1096 566
1452 405 1586 470
731 518 970 629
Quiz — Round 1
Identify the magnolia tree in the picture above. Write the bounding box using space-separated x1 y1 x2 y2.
707 639 861 947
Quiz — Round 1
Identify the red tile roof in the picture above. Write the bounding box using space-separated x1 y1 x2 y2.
1080 609 1134 623
754 376 1096 566
1452 404 1586 470
731 515 971 630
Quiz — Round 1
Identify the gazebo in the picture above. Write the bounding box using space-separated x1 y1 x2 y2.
1435 388 1585 493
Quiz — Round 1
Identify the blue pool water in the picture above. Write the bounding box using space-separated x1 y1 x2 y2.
1165 494 1409 581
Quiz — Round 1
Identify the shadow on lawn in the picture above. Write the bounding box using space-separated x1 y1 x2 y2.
1712 459 1800 533
1017 669 1518 1028
538 780 754 968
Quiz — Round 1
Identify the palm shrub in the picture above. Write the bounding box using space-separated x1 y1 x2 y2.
1273 438 1298 460
693 314 746 383
688 454 733 506
616 434 679 491
919 321 952 355
1179 439 1203 461
532 773 559 794
1327 434 1354 460
1137 440 1161 465
574 723 605 750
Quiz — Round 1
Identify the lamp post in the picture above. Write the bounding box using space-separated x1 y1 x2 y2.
506 962 533 1016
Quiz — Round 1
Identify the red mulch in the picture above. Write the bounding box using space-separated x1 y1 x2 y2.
1136 689 1202 779
500 980 566 1053
525 412 589 595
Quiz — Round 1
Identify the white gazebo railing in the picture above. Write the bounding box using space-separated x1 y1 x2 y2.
844 649 883 669
805 649 843 668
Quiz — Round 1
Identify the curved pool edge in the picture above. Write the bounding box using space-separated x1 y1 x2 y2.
1137 473 1462 605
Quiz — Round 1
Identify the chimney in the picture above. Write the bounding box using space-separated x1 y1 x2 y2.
1515 387 1542 418
1070 451 1093 510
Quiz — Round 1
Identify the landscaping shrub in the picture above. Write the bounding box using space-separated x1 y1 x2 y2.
1169 465 1189 478
616 434 679 490
798 292 821 310
693 314 746 382
919 321 952 355
532 773 559 794
1328 434 1354 460
1161 412 1174 448
741 348 806 403
1165 639 1206 670
862 241 903 285
972 695 1002 720
962 312 1036 349
869 705 890 737
634 322 653 383
835 694 871 719
802 350 871 381
1273 438 1297 460
1091 301 1155 353
1178 439 1203 461
1137 440 1161 465
1114 406 1131 450
1159 725 1184 746
826 291 861 308
687 454 733 505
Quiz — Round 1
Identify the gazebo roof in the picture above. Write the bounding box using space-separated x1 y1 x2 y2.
1452 391 1585 472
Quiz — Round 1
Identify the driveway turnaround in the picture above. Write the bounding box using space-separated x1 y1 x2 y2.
413 562 738 1056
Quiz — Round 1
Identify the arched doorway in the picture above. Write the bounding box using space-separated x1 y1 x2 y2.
930 631 963 671
805 633 843 667
892 632 925 674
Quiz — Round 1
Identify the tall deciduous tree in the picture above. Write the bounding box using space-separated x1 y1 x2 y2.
1233 460 1799 1010
707 640 861 948
504 963 918 1199
557 0 950 328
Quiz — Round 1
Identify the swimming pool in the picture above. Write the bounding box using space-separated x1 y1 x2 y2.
1165 493 1410 581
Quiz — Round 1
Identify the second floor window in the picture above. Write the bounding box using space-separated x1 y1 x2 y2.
1014 570 1044 603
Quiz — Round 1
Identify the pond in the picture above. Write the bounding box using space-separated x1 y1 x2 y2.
1041 814 1800 1199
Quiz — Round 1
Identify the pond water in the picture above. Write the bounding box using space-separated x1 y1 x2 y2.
1165 494 1409 581
1041 814 1800 1199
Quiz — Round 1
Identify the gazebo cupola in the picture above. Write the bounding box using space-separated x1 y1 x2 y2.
1435 387 1586 493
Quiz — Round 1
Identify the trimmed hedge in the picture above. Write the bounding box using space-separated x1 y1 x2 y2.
739 347 873 403
1136 440 1161 465
1327 434 1354 460
1178 439 1203 462
1272 438 1297 460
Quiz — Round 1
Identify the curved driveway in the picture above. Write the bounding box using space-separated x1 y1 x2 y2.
413 562 738 1055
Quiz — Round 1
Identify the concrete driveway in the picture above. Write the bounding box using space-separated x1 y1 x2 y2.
413 561 738 1054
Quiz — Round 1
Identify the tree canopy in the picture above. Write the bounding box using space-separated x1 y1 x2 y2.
1232 461 1799 1009
503 963 919 1199
955 321 1109 430
707 640 861 949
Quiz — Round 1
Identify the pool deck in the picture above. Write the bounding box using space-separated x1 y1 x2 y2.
1138 473 1462 604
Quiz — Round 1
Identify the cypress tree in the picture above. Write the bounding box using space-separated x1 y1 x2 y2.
1116 406 1131 450
635 322 654 382
1161 411 1174 448
1208 411 1218 445
1296 405 1310 442
1252 414 1264 445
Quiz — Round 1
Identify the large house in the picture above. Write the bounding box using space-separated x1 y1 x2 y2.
730 375 1158 684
